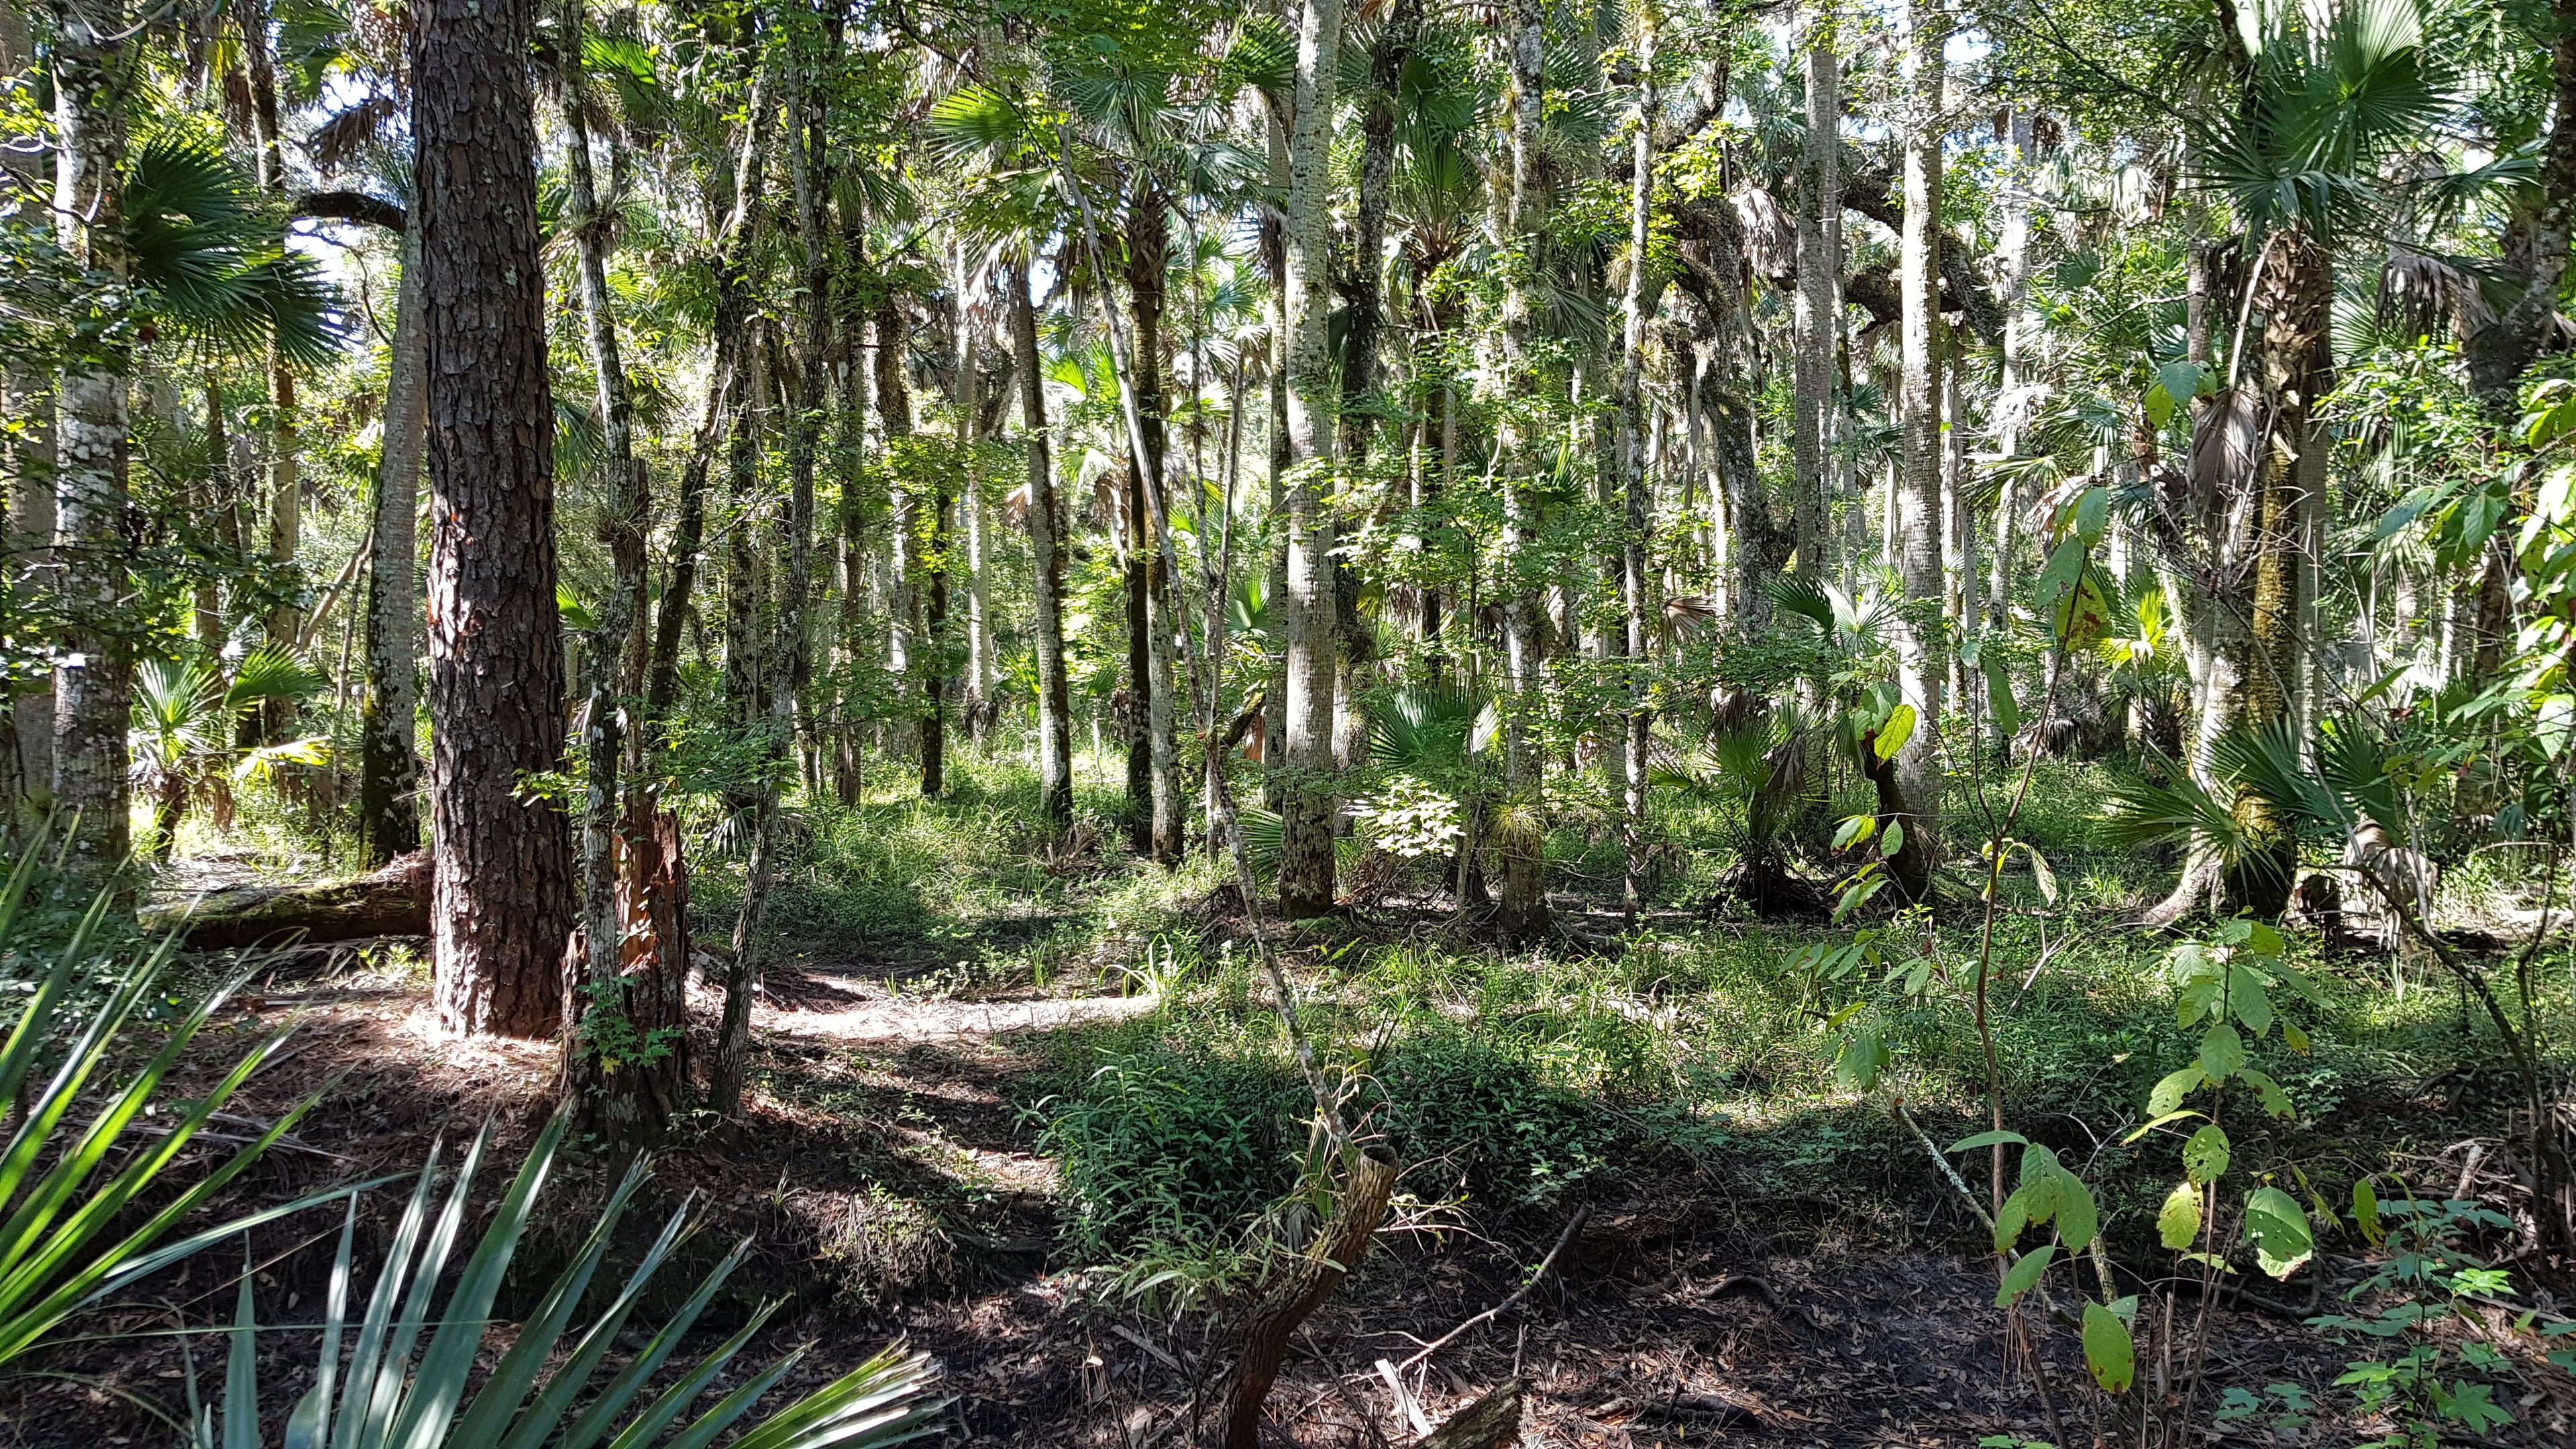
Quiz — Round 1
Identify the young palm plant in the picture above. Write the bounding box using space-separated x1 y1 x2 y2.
129 649 329 859
188 1115 947 1449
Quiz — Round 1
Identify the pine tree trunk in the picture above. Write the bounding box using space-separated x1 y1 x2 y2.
1888 0 1947 902
416 0 574 1036
1277 0 1344 918
358 217 425 866
47 0 131 873
1012 261 1074 833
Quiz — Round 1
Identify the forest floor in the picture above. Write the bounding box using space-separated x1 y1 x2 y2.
9 755 2575 1447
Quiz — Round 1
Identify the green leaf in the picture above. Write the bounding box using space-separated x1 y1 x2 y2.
2244 1186 2315 1279
1994 1187 2031 1255
2055 1177 2099 1253
1948 1130 2029 1154
2121 1109 2207 1144
2231 967 2275 1036
2158 1182 2204 1249
2075 486 2110 543
2024 843 2058 905
1996 1244 2056 1306
1880 821 1906 859
2239 1067 2296 1118
1984 654 2019 739
2148 1066 2205 1116
1833 814 1876 851
2352 1179 2384 1247
2281 1020 2311 1055
2198 1022 2246 1081
2084 1301 2137 1393
2182 1125 2231 1187
1874 704 1917 762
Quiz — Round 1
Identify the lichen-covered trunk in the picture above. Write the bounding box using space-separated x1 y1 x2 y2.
416 0 574 1035
1792 0 1839 580
1888 0 1947 901
1277 0 1345 918
358 217 425 867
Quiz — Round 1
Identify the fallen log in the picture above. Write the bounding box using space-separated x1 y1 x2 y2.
142 853 431 951
1420 1379 1523 1449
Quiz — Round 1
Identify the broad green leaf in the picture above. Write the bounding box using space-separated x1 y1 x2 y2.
2083 1301 2136 1393
2148 1066 2204 1116
2198 1022 2245 1081
1833 814 1876 851
1996 1244 2056 1306
2282 1020 2312 1055
1948 1130 2029 1154
2025 843 2058 905
2156 360 2210 411
2158 1182 2204 1249
2054 1177 2098 1253
1984 655 2019 738
2074 486 2109 543
1880 821 1906 859
2240 1067 2296 1118
2244 1186 2315 1279
1874 704 1917 762
1994 1187 2031 1255
2182 1125 2231 1186
2230 967 2274 1036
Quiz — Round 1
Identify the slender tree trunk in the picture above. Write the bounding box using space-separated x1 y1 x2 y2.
1340 0 1421 460
47 0 131 873
1012 260 1073 832
717 72 830 1116
358 218 426 866
1489 0 1552 943
1888 0 1947 902
233 0 303 726
720 323 768 815
1990 108 2035 635
2465 0 2576 398
877 297 918 763
5 373 53 827
416 0 574 1035
1794 0 1839 580
559 1 673 1137
1124 197 1184 861
1617 10 1656 921
647 347 732 715
1260 112 1291 802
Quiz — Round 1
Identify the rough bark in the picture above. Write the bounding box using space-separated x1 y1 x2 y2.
358 217 425 867
1013 260 1074 833
416 0 575 1036
1124 194 1183 861
1277 0 1345 918
1419 1380 1525 1449
1989 108 2034 634
1208 1154 1397 1449
48 0 132 874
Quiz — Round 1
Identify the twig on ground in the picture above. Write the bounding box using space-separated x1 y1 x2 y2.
1395 1205 1590 1375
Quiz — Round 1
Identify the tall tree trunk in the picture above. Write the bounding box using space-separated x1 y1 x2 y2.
1990 107 2034 635
1617 9 1656 921
416 0 574 1036
877 297 918 763
358 218 426 866
1490 0 1552 943
1793 1 1839 580
716 69 830 1116
47 0 131 873
1012 260 1073 833
234 0 304 748
1126 193 1184 863
1340 0 1421 460
1277 0 1344 918
720 323 767 814
0 0 36 818
1260 111 1291 802
647 347 731 716
559 0 672 1137
1888 0 1947 903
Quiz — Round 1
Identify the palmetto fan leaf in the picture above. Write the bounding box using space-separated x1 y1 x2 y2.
1366 684 1492 775
124 136 343 367
2195 0 2447 241
191 1117 947 1449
